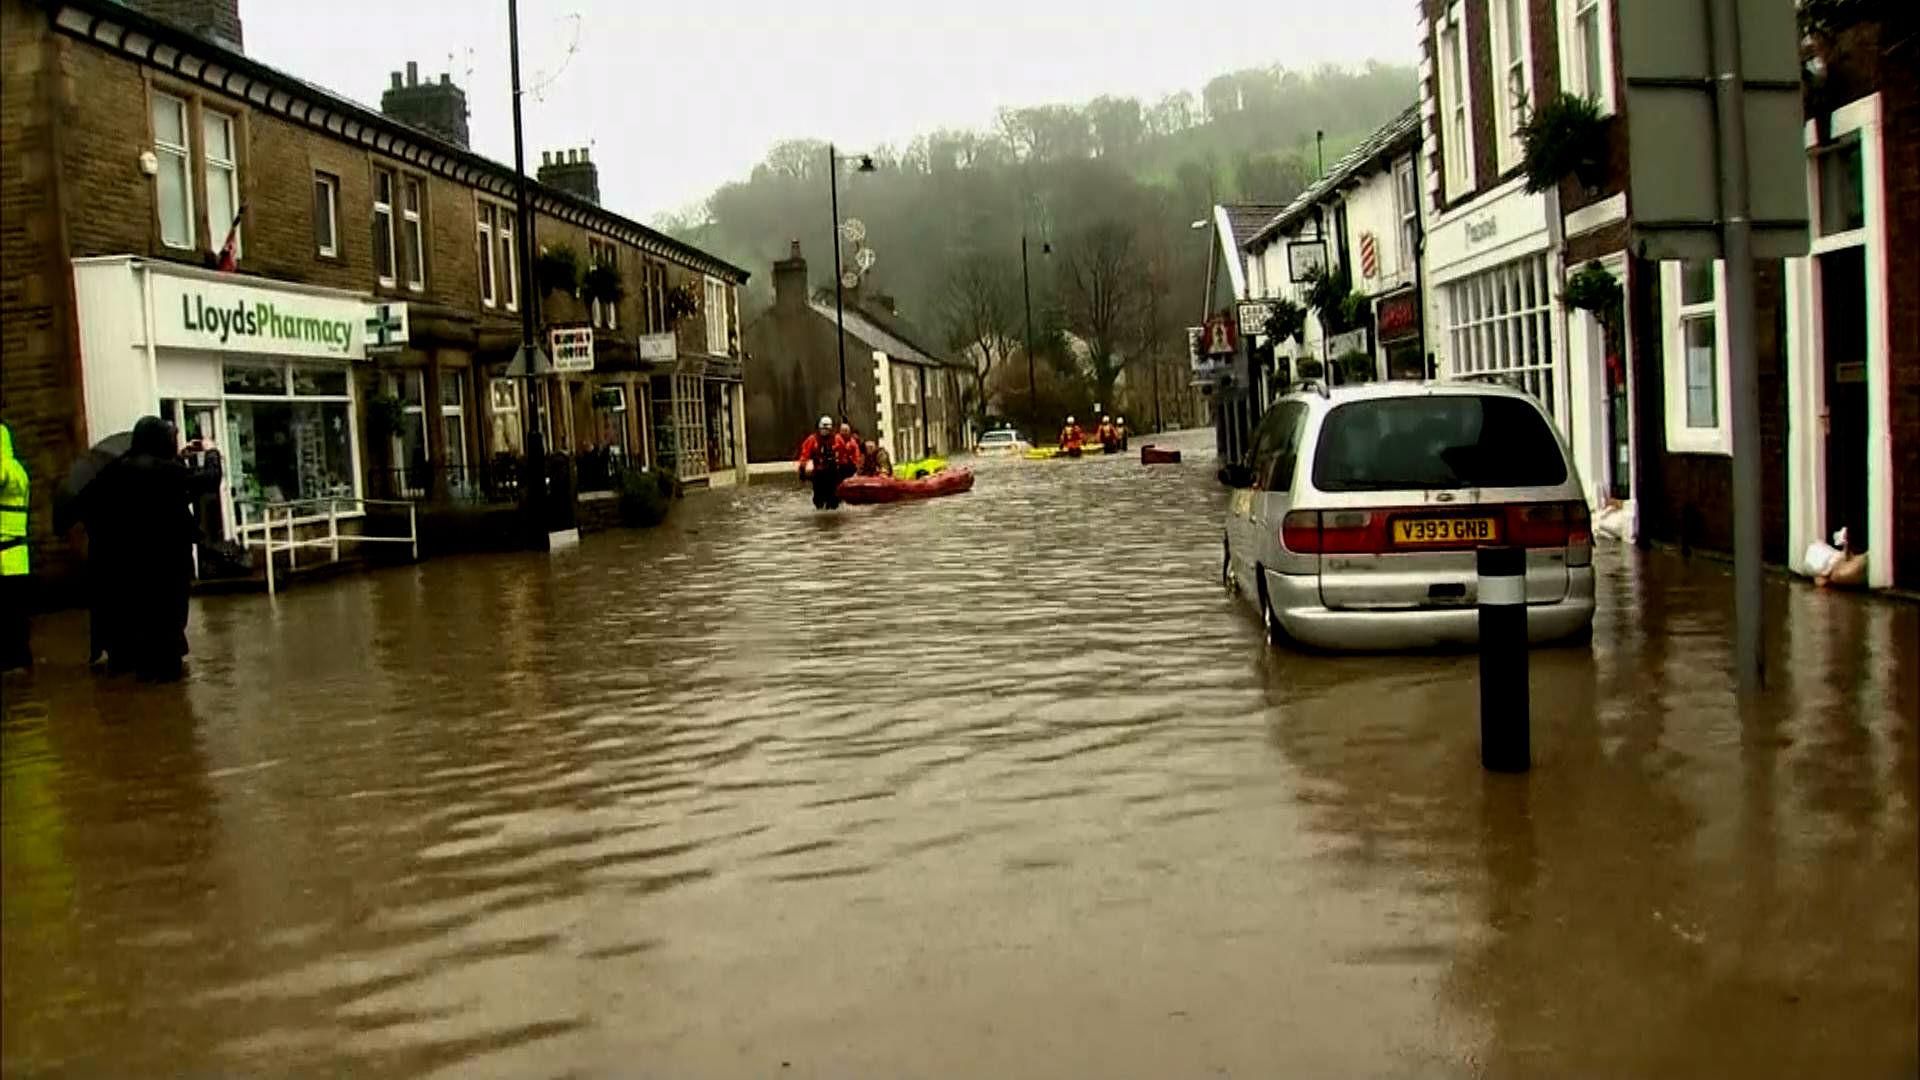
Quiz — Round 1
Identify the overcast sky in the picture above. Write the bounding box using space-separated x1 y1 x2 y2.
246 1 1419 225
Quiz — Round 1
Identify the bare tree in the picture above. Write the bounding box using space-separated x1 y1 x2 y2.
1056 221 1142 408
940 252 1021 421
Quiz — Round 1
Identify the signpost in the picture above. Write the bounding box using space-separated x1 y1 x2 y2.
1620 0 1810 691
364 302 408 356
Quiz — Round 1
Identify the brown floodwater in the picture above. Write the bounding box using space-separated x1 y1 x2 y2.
4 429 1916 1077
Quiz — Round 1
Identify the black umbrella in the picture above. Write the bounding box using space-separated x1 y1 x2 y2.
53 430 132 534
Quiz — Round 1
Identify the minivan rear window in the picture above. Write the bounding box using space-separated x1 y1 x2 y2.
1311 396 1568 491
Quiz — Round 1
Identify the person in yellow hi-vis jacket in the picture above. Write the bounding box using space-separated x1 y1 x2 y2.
1 421 32 672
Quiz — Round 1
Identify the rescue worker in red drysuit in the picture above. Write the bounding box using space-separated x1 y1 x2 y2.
1096 415 1120 454
797 416 847 509
1058 416 1086 457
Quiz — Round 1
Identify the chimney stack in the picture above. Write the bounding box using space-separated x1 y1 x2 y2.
537 146 601 205
121 0 244 51
773 240 809 311
379 60 472 148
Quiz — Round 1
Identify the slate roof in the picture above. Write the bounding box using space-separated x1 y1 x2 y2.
1221 204 1292 249
1244 105 1422 250
807 301 941 368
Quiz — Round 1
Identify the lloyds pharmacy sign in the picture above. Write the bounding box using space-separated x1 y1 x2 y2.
150 273 403 361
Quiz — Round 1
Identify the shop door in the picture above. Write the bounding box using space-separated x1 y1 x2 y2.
1820 247 1869 549
175 401 236 573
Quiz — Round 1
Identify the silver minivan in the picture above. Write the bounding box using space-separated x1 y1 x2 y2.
1223 381 1595 650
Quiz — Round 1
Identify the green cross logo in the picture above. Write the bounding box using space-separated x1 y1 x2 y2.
366 304 404 349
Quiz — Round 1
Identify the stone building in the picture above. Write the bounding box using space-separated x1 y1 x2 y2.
742 242 969 464
0 0 750 587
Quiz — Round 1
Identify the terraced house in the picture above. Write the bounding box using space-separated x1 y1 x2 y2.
1 0 751 587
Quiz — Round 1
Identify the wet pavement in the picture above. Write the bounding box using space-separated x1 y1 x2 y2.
4 427 1916 1078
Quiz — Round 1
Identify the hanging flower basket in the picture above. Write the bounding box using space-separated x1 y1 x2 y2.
535 245 582 298
1519 93 1609 194
1263 297 1307 344
1563 261 1624 326
582 263 625 308
663 283 699 326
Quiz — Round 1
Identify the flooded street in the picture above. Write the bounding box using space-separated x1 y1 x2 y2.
4 428 1916 1077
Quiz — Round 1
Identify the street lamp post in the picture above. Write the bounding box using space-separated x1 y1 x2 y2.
1021 233 1036 421
827 145 875 420
506 0 549 538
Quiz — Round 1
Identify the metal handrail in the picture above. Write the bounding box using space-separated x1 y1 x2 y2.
235 495 418 596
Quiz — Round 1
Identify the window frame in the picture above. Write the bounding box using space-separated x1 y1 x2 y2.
372 167 398 288
1394 156 1420 273
401 175 426 292
313 172 340 258
1559 0 1617 116
203 109 242 260
1441 254 1559 419
150 90 197 251
1660 259 1732 455
589 237 619 330
704 276 730 355
1488 0 1534 172
476 202 497 308
1436 3 1475 202
497 206 519 313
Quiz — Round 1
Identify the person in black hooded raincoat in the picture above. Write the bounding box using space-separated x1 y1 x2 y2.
88 416 221 680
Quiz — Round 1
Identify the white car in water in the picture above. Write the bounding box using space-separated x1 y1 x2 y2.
974 428 1032 455
1222 380 1595 651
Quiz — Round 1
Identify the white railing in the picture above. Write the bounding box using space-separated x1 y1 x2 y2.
234 496 418 596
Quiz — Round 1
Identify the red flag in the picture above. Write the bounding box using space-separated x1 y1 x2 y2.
215 205 244 272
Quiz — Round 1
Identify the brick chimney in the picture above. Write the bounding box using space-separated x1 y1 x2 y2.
380 61 472 149
773 239 808 311
122 0 243 51
537 147 600 205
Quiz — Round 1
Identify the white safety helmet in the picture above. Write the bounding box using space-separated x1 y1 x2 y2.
1066 415 1076 424
817 415 833 429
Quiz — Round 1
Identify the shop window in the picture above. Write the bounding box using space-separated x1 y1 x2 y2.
489 377 523 456
204 111 241 259
1489 0 1532 171
1560 0 1615 114
1442 254 1557 415
221 360 358 523
402 177 426 292
314 173 339 257
151 91 196 250
1437 4 1474 200
384 371 428 497
476 204 496 307
1815 136 1865 238
372 168 397 287
1660 259 1730 455
441 373 468 480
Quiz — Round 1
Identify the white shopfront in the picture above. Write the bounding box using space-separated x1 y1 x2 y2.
71 256 387 538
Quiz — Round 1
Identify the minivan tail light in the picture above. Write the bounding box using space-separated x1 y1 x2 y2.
1504 500 1592 549
1279 510 1384 554
1280 510 1322 553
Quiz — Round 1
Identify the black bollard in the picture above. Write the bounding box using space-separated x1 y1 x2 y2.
1476 545 1530 773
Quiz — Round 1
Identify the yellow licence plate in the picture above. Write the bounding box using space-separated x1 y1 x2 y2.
1393 517 1498 545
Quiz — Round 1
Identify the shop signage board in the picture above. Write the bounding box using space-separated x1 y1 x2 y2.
1203 314 1238 356
1375 290 1421 342
364 303 409 355
550 325 595 372
637 332 678 363
1188 326 1227 384
153 272 377 360
1236 300 1275 337
1288 240 1327 282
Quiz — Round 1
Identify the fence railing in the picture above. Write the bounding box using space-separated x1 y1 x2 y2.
234 496 418 597
365 458 523 505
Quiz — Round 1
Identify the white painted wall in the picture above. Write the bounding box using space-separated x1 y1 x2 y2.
71 257 155 444
1342 166 1415 298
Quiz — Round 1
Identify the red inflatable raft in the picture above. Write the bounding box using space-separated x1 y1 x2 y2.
837 467 975 505
1140 444 1182 465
